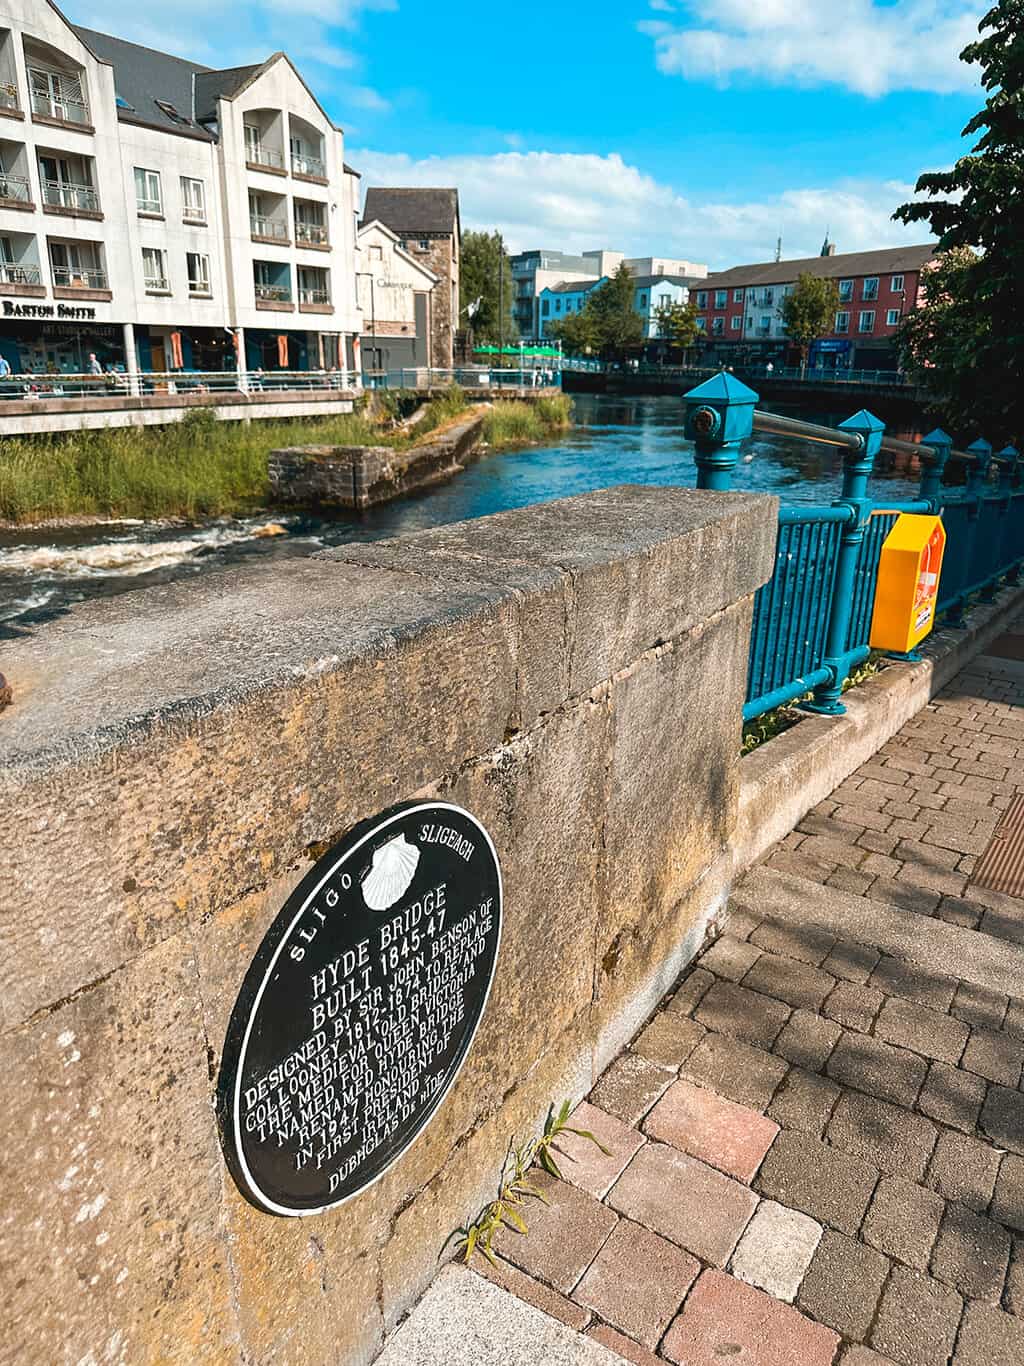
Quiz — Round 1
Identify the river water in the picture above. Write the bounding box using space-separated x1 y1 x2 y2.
0 394 923 632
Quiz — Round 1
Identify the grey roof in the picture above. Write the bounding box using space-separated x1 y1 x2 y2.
362 188 459 236
706 243 938 289
73 26 214 138
631 274 699 290
545 278 604 295
193 64 262 122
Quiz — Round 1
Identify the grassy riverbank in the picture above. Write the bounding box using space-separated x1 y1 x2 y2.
0 387 533 525
481 395 572 446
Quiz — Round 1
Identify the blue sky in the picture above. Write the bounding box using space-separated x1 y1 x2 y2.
65 0 985 269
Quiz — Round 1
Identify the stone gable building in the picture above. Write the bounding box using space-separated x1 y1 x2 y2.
361 187 460 369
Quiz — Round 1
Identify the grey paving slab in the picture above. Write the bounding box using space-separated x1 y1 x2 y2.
735 865 1024 1001
376 1265 628 1366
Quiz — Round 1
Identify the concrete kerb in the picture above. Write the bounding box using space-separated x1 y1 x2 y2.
732 582 1024 878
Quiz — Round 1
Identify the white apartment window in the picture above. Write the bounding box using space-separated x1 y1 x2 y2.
368 244 383 262
660 293 671 306
730 315 741 330
761 289 774 305
134 167 162 215
838 279 853 303
186 251 210 295
760 314 772 332
244 124 262 159
696 316 705 330
142 246 168 291
862 277 879 300
733 289 743 302
696 291 707 307
712 317 724 335
859 310 875 332
715 290 727 308
835 311 850 333
886 308 901 326
891 274 904 293
180 176 205 222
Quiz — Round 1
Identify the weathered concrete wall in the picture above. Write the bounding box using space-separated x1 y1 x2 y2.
269 408 487 509
0 486 775 1365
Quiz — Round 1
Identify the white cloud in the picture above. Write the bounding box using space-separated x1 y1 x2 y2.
642 0 984 96
351 147 935 269
63 0 394 79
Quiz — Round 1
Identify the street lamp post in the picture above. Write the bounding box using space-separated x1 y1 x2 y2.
497 232 504 377
355 271 377 383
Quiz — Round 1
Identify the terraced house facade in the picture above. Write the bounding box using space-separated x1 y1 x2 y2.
0 1 361 377
694 242 937 371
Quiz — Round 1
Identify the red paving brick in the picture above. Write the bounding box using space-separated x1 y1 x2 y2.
552 1101 646 1199
608 1142 758 1266
644 1078 780 1183
572 1218 699 1347
662 1269 841 1365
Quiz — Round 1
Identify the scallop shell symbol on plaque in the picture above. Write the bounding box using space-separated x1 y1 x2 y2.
361 833 421 911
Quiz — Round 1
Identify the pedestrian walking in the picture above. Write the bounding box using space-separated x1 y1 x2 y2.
87 352 102 375
0 354 12 378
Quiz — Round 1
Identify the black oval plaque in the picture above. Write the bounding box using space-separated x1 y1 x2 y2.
217 801 502 1216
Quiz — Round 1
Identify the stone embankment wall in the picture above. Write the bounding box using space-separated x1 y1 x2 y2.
0 486 775 1365
269 408 487 509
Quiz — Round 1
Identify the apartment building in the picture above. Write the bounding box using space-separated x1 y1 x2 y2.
694 243 937 369
0 3 360 377
537 271 700 340
512 248 708 341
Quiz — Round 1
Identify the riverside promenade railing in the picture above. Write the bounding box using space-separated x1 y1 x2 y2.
683 373 1023 722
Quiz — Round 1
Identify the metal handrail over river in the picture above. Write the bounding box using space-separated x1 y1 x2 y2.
682 374 1023 721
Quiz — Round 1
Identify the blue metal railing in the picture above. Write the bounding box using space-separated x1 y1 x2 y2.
682 374 1023 721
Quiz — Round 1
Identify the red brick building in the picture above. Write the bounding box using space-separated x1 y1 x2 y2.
693 242 937 371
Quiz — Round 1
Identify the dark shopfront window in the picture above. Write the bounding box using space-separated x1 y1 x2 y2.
2 322 123 374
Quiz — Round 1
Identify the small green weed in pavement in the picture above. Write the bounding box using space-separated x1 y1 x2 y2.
446 1100 609 1267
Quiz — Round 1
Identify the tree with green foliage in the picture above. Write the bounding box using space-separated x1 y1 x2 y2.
893 0 1023 441
781 273 840 374
654 298 701 350
548 303 601 356
549 264 643 357
459 230 515 345
589 264 645 352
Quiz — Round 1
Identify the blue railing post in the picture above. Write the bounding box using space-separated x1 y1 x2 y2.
947 438 993 621
917 428 952 510
682 372 758 490
996 447 1021 584
803 409 885 715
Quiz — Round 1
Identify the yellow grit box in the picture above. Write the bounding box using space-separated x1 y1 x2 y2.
869 513 947 653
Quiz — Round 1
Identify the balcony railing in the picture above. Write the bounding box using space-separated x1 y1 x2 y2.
51 265 107 289
295 220 328 245
136 196 162 215
1 85 19 111
42 180 99 213
250 214 288 240
0 263 41 286
255 282 291 303
0 174 31 203
144 275 170 292
245 143 285 170
29 87 90 126
291 151 325 178
299 286 330 305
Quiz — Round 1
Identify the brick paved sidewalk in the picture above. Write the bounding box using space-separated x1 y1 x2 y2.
465 643 1024 1365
